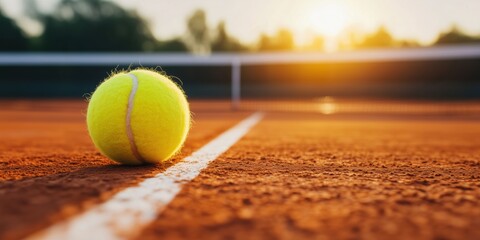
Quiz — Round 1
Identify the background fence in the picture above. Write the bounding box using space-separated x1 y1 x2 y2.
2 44 480 108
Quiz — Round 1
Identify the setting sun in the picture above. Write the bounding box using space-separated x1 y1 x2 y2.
309 3 349 37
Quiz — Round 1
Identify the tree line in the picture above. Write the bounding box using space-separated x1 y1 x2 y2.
1 0 480 53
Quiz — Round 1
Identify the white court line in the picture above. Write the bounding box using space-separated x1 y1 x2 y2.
28 112 264 240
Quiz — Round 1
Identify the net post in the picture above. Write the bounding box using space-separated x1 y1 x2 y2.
231 59 241 110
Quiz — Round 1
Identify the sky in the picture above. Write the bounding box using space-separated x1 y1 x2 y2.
1 0 480 46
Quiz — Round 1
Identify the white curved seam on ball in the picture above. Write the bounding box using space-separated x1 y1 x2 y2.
126 73 144 163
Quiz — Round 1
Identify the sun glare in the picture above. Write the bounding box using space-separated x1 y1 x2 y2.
307 3 350 51
310 3 348 37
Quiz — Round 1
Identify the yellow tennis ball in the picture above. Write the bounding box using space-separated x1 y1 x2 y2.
87 69 190 165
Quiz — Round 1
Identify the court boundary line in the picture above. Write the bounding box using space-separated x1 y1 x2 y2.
27 112 264 240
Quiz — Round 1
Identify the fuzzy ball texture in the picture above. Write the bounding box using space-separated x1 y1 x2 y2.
87 69 190 165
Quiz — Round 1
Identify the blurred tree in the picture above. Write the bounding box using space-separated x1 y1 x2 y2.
156 38 188 52
211 21 248 52
39 0 155 51
303 36 324 51
435 26 480 45
338 26 364 50
339 26 421 50
355 26 395 49
0 9 29 51
24 0 42 19
398 40 420 48
184 9 210 54
258 29 294 51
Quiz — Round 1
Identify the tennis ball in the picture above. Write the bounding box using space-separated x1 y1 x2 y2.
87 69 190 165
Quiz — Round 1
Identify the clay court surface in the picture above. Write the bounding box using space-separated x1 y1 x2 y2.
1 99 479 240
